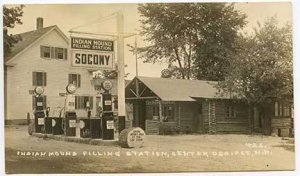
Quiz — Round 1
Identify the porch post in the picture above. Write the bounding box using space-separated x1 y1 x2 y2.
159 100 163 122
134 100 139 127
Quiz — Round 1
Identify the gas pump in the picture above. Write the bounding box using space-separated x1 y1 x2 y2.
101 80 114 140
64 83 77 136
33 86 45 133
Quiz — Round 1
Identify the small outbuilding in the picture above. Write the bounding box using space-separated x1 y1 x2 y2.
125 76 252 135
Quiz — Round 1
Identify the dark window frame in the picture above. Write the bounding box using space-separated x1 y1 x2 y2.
275 101 291 117
75 96 93 110
225 105 236 119
68 73 81 88
32 71 47 86
40 45 67 60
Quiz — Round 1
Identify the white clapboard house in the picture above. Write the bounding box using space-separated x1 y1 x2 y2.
4 18 118 124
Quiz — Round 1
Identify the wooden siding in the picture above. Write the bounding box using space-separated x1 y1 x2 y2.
216 122 249 133
201 100 250 133
6 29 98 120
145 120 160 135
178 102 199 132
271 118 293 128
145 120 177 135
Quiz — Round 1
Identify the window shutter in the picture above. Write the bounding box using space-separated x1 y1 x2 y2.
75 96 78 109
78 74 81 88
64 48 68 60
68 74 72 84
50 47 55 58
43 72 47 86
32 72 37 86
40 46 44 57
89 96 93 109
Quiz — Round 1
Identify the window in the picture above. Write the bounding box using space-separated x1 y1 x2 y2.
33 71 47 86
225 106 236 118
75 96 93 109
68 74 81 88
152 105 159 119
162 104 174 119
40 45 67 59
41 46 51 58
112 96 118 110
55 47 64 59
275 101 291 117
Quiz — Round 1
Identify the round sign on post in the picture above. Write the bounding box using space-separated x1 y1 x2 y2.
66 83 77 94
102 80 113 91
34 86 44 95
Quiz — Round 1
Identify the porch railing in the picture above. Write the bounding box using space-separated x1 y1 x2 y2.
145 120 177 135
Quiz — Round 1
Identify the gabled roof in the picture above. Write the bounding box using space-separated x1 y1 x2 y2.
4 25 68 63
130 76 230 101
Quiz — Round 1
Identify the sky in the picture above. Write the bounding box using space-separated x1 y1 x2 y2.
5 2 292 80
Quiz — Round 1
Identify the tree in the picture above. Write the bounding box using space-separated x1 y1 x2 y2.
218 16 293 107
136 3 246 80
193 3 247 81
3 5 24 58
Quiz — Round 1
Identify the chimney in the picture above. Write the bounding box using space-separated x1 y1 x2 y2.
36 17 43 30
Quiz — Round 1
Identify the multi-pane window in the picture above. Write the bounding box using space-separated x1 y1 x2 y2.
68 74 81 88
112 96 118 110
75 96 93 109
40 46 67 59
55 47 64 59
41 46 51 58
151 104 174 120
152 105 159 117
225 106 236 118
275 101 291 117
32 71 47 86
162 104 174 119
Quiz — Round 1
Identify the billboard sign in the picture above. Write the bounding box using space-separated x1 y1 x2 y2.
71 37 114 69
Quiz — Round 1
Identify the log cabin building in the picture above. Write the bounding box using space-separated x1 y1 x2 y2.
125 76 293 137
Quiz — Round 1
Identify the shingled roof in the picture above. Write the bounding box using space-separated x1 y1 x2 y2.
131 76 230 101
4 25 57 62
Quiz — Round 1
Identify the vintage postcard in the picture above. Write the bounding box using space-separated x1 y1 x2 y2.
2 1 295 175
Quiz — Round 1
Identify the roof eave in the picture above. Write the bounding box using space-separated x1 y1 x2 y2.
5 26 69 65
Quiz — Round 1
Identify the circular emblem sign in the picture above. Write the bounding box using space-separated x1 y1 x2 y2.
52 119 56 127
34 86 44 95
102 80 113 91
66 83 77 94
79 120 85 129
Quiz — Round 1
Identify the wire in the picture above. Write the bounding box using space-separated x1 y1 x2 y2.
69 12 117 32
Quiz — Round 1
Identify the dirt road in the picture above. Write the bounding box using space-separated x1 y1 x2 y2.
5 125 295 173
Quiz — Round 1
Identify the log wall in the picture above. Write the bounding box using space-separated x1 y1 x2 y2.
202 99 250 134
178 102 199 132
145 120 160 135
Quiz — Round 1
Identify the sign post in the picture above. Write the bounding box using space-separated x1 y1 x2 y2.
117 11 126 133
